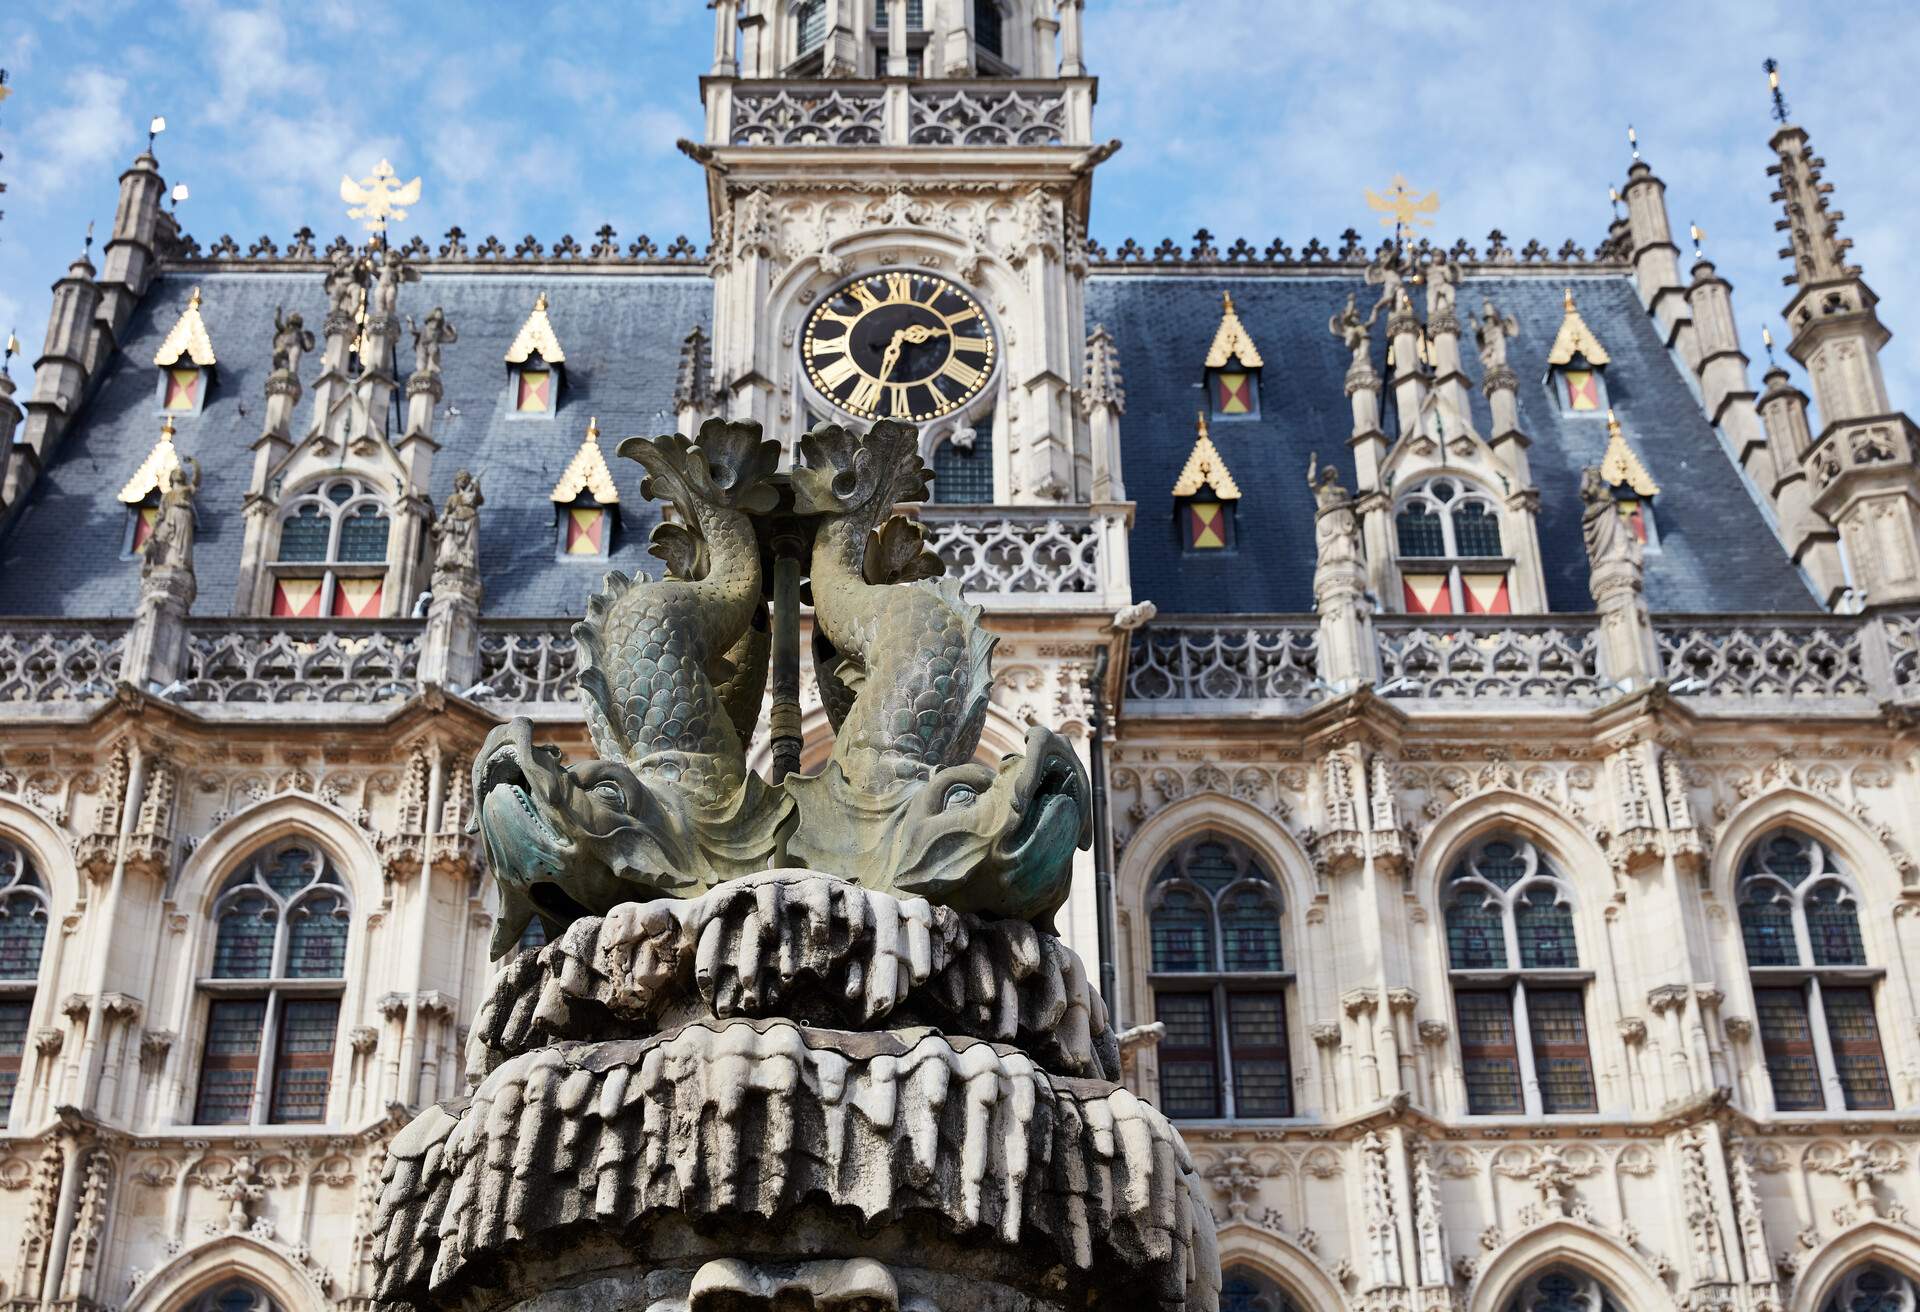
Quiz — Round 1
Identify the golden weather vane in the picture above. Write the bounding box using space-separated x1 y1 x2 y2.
339 158 422 237
1365 174 1441 237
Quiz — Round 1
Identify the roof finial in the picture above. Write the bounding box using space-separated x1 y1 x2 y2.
1761 325 1777 366
1608 186 1623 220
1689 222 1704 261
2 330 16 377
83 220 95 259
169 181 189 211
1764 57 1790 124
1563 286 1575 314
160 415 176 441
1627 123 1639 162
1196 409 1209 440
147 114 165 152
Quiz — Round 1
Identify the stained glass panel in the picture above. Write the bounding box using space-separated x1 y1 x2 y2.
1452 502 1503 556
1221 890 1283 972
1222 1268 1295 1312
1527 989 1597 1113
0 999 27 1122
1456 990 1523 1114
1823 986 1893 1111
337 507 390 563
1227 991 1291 1117
1396 504 1445 557
1445 896 1506 970
1154 991 1219 1119
931 430 993 504
1806 883 1867 966
213 895 277 978
269 998 339 1123
0 887 48 979
1739 889 1799 966
195 998 266 1124
277 505 329 562
1515 887 1578 968
1150 889 1212 973
1755 986 1824 1112
286 893 349 978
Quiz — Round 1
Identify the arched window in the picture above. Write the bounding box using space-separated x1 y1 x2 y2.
1504 1268 1627 1312
1394 478 1510 615
1738 830 1891 1112
1222 1267 1301 1312
195 840 351 1126
0 841 49 1124
1445 836 1597 1116
1822 1265 1919 1312
270 477 391 618
186 1281 282 1312
1149 835 1291 1120
931 424 994 504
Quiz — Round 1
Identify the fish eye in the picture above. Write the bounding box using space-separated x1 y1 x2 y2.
590 780 626 805
943 784 977 810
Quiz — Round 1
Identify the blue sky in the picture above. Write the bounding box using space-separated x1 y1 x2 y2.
2 1 1916 414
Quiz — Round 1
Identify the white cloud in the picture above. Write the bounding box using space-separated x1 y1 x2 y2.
16 67 129 198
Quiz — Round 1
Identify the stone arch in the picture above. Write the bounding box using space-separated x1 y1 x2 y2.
1792 1222 1920 1312
1414 789 1611 912
1712 786 1906 907
0 795 81 919
122 1236 327 1312
1468 1220 1669 1312
1213 1224 1346 1311
177 794 381 918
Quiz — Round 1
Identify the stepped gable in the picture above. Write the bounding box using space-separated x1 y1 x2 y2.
1090 270 1818 615
0 269 708 618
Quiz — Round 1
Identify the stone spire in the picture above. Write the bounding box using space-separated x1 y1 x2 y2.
1767 64 1920 604
1620 132 1699 370
674 324 713 437
1080 323 1125 502
5 243 102 509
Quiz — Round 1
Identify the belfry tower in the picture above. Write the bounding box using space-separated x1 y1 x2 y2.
696 0 1107 503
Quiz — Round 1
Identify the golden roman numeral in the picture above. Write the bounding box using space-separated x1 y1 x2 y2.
848 281 883 313
888 384 910 417
815 308 858 329
939 356 984 390
848 375 883 413
806 335 846 358
884 272 914 303
942 305 980 327
815 355 859 391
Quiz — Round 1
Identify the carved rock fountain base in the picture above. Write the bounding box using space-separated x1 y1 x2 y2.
373 873 1217 1312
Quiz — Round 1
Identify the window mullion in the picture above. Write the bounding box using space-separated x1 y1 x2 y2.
1512 981 1544 1117
1214 982 1234 1120
1790 889 1816 969
1804 976 1849 1111
250 990 282 1126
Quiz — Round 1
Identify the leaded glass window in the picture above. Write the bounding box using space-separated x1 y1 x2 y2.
797 0 826 52
1823 1265 1920 1312
1445 836 1596 1116
973 0 1003 57
196 841 351 1126
1737 829 1891 1113
1148 835 1293 1120
931 426 994 503
1221 1267 1300 1312
1393 478 1511 614
270 477 390 618
1506 1269 1626 1312
0 999 27 1122
0 843 48 1127
188 1282 281 1312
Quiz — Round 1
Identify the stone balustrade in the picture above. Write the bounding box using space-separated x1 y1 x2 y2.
10 607 1920 716
723 78 1088 149
918 504 1126 608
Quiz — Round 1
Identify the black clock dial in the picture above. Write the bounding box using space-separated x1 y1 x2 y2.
801 270 997 422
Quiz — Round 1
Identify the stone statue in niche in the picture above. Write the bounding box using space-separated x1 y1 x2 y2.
270 307 315 375
378 416 1216 1312
408 307 457 379
1580 464 1640 572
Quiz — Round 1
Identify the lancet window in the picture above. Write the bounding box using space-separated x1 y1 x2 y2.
1395 477 1509 614
270 477 391 618
1221 1267 1301 1312
1149 835 1292 1120
1444 836 1597 1116
194 841 350 1126
1737 830 1892 1112
1503 1269 1626 1312
1821 1265 1919 1312
0 841 49 1124
186 1282 282 1312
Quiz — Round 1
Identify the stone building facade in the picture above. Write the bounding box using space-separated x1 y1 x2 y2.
1 3 1919 1311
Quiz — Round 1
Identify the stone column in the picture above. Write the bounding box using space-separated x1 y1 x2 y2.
1058 0 1085 74
885 0 908 74
1387 297 1425 440
1755 364 1847 600
711 0 740 74
1081 324 1126 502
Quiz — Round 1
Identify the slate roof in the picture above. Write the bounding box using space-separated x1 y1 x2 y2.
0 264 1817 619
0 269 710 618
1086 271 1819 615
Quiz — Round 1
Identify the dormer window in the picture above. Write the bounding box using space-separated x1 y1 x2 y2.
505 292 567 418
551 417 620 559
153 286 216 415
118 417 187 556
1204 292 1263 420
1395 477 1510 614
1600 409 1661 548
1172 412 1240 552
270 478 391 617
1546 287 1611 416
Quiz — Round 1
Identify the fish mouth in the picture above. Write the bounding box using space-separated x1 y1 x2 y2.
999 732 1091 862
476 719 577 879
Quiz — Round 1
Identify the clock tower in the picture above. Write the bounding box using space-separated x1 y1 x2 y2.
694 0 1105 504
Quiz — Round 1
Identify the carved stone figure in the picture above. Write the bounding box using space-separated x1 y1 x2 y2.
1329 292 1379 374
324 251 364 319
1307 452 1363 569
408 306 457 378
141 457 200 586
1580 464 1640 572
1424 254 1461 321
371 247 420 322
1475 299 1520 371
270 307 315 374
1364 241 1409 318
430 469 483 579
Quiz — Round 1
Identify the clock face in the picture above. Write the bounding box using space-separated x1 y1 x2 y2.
802 271 997 422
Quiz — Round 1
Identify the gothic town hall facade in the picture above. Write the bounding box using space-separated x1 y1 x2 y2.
1 5 1918 1312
